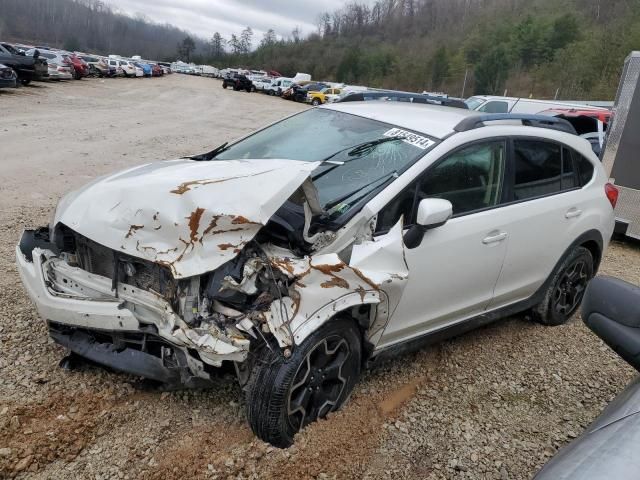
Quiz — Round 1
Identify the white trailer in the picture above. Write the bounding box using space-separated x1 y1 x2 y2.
601 51 640 240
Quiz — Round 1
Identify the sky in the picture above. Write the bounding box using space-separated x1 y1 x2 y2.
101 0 368 44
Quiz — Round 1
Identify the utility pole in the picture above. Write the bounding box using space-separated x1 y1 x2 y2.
461 67 468 98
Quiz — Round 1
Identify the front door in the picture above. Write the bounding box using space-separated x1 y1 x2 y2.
375 140 509 348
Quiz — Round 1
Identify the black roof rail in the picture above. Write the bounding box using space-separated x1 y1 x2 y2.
337 90 468 109
454 114 577 134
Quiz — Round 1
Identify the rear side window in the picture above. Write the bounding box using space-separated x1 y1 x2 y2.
513 140 563 200
576 153 595 186
512 141 582 200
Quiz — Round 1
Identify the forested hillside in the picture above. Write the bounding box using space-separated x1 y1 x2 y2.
1 0 638 99
0 0 207 60
236 0 639 100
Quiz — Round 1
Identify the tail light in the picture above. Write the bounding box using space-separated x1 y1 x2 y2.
605 183 619 208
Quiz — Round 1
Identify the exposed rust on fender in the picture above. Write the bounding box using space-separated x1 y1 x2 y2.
312 263 346 275
350 266 380 291
125 224 144 238
218 241 246 251
231 215 259 225
187 208 205 243
271 257 295 275
320 276 349 289
170 170 277 195
355 286 367 302
202 215 222 237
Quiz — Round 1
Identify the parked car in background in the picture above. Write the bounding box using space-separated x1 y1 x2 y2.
64 53 89 79
535 276 640 480
465 95 611 115
222 73 253 92
291 82 329 102
264 77 293 96
253 77 273 92
25 49 73 81
135 62 152 77
78 54 108 77
150 64 163 77
0 43 48 85
106 58 123 77
120 60 137 77
0 63 18 88
307 87 342 106
16 104 616 448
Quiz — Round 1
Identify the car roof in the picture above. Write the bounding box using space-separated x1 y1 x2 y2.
323 102 478 139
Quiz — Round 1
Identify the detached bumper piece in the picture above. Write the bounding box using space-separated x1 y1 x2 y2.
48 322 215 388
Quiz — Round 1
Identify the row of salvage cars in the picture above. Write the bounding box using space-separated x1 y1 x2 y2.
0 41 170 89
18 86 626 460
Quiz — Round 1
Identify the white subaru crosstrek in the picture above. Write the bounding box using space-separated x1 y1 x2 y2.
16 103 617 447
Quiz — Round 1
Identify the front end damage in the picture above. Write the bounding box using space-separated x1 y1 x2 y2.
16 158 408 388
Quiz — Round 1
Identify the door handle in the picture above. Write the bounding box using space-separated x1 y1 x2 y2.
565 208 583 219
483 231 508 244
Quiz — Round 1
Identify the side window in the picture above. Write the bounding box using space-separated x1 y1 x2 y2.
418 141 506 216
513 140 562 200
576 152 595 186
561 148 579 190
478 101 509 113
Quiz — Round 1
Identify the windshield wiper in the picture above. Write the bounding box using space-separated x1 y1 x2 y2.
313 136 405 181
324 170 399 212
189 142 229 161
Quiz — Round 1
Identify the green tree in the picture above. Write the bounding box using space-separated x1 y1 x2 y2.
177 36 196 62
430 46 450 90
209 32 225 58
474 45 510 94
261 29 277 47
548 13 580 50
240 27 253 54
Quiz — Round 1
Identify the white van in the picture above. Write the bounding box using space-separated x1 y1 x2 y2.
465 95 609 115
264 77 294 96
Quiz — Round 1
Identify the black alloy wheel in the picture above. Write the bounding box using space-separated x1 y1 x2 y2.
246 317 361 448
533 246 594 326
287 335 351 431
552 258 589 317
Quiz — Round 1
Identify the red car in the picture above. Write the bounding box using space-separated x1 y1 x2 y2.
151 64 163 77
63 53 89 80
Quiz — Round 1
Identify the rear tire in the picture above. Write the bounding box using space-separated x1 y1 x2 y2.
246 317 361 448
222 83 227 89
20 77 31 86
532 247 594 326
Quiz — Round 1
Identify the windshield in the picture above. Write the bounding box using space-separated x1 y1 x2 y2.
215 108 437 217
464 96 486 110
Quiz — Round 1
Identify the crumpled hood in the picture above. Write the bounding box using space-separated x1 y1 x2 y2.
55 158 320 278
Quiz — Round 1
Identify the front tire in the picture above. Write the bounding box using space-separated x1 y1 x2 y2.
246 317 361 448
533 246 594 326
312 98 321 106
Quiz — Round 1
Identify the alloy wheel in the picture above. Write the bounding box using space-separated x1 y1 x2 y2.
553 259 589 317
287 336 350 430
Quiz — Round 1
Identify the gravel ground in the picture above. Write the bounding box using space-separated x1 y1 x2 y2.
1 75 639 479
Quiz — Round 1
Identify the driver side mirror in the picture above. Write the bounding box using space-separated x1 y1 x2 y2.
404 198 453 249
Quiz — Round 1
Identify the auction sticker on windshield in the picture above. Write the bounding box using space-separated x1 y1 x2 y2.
384 128 435 150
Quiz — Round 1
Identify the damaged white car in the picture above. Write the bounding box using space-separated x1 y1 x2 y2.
17 103 616 447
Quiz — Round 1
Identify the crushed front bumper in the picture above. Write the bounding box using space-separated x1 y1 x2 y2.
16 230 249 386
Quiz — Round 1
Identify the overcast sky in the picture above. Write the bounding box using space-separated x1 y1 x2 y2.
101 0 369 44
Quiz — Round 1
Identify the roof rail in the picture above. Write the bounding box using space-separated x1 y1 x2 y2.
454 114 577 135
337 90 468 109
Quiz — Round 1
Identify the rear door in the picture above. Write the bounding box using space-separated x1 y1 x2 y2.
488 138 586 308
